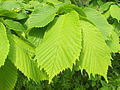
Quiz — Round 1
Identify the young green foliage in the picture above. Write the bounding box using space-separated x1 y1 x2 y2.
0 0 119 89
36 10 82 81
84 8 113 40
4 19 26 32
110 5 120 21
77 20 111 81
26 4 57 29
8 35 47 82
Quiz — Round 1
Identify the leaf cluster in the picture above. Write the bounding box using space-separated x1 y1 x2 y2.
0 0 119 89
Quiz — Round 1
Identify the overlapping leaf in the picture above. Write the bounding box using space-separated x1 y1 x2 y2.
0 23 9 67
0 60 17 90
110 5 120 21
26 4 57 29
106 31 120 52
77 20 111 81
27 28 45 47
8 35 47 82
4 19 25 32
84 8 113 40
0 1 21 11
36 11 82 81
99 2 113 13
0 9 18 18
112 21 120 37
58 4 86 17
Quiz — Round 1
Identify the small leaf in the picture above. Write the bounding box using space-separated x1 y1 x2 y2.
99 2 113 13
4 19 26 32
26 4 57 29
0 9 18 18
110 5 120 21
106 31 120 53
58 4 86 17
112 20 120 37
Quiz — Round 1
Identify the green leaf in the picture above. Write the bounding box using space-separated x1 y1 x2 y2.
103 10 111 19
106 31 120 53
0 1 21 11
110 5 120 21
58 4 86 17
84 8 113 40
0 60 17 90
99 2 113 13
59 0 71 4
26 4 57 29
8 35 47 82
4 19 26 32
0 22 9 67
77 20 111 81
0 9 18 18
27 28 45 47
16 10 28 20
36 11 82 81
112 20 120 37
